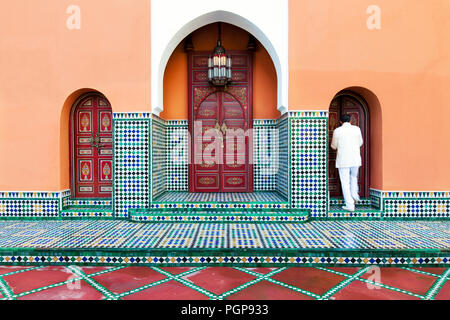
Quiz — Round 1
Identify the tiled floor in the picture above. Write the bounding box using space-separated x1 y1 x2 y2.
0 220 447 250
329 204 380 212
0 265 447 300
153 192 288 203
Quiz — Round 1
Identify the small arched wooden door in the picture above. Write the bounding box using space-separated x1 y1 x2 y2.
329 93 369 198
70 93 113 198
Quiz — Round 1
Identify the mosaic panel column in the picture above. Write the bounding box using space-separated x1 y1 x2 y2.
290 112 328 217
253 120 279 191
164 120 286 193
151 115 167 199
276 115 289 199
113 114 151 218
166 121 189 191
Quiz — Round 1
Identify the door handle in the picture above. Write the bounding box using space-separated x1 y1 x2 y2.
220 122 227 136
90 133 104 151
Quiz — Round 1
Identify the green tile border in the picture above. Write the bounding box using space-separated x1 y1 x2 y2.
423 268 450 300
0 247 447 268
0 263 448 300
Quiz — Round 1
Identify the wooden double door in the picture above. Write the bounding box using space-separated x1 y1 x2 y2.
70 93 113 198
189 51 253 192
329 93 369 198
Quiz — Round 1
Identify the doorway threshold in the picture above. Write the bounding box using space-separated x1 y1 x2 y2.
151 192 289 209
328 198 382 219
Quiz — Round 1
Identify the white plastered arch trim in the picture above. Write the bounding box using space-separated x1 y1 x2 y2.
151 0 288 115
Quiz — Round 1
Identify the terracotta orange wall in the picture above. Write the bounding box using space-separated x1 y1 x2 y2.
1 1 449 192
161 23 279 120
289 0 450 190
0 0 151 191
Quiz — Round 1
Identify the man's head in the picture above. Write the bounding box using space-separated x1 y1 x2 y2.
340 114 351 124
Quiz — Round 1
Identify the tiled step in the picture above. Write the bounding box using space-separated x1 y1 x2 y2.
151 192 290 209
61 205 114 219
327 204 382 219
63 199 112 207
154 191 288 203
129 207 309 223
330 198 373 206
0 220 447 267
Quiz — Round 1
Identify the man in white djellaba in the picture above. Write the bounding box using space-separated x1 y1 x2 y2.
331 114 364 212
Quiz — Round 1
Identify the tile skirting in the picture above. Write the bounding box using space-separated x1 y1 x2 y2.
0 190 70 218
369 189 450 219
0 249 446 267
0 188 449 220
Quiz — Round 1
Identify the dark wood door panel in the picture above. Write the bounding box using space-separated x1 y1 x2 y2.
329 94 368 198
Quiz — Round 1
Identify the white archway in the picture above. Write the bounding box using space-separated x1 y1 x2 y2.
151 0 289 115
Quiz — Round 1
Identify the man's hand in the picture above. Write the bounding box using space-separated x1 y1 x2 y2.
331 132 338 150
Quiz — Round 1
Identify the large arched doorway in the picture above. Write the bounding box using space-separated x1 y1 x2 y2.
329 91 369 198
153 8 288 115
159 21 283 203
70 93 113 198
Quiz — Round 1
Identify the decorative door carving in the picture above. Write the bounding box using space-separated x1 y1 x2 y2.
70 94 113 198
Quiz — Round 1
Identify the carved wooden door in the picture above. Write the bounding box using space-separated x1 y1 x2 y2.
189 51 253 192
329 94 368 197
192 92 251 192
70 94 113 198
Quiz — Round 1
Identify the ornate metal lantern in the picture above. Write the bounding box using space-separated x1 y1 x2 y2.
208 23 232 87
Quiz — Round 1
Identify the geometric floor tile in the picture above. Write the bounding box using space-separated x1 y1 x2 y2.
2 266 76 295
0 266 32 276
327 267 362 275
17 280 105 300
270 267 347 295
181 267 257 295
411 267 448 276
91 267 167 294
330 280 420 300
77 266 116 275
0 266 448 300
0 220 447 252
225 280 315 300
121 280 210 300
434 281 450 300
159 267 197 275
246 268 278 275
359 268 437 296
154 191 288 204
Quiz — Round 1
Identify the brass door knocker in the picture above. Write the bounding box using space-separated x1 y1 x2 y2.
90 133 104 151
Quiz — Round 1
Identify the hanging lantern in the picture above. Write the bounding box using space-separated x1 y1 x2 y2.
208 23 232 87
